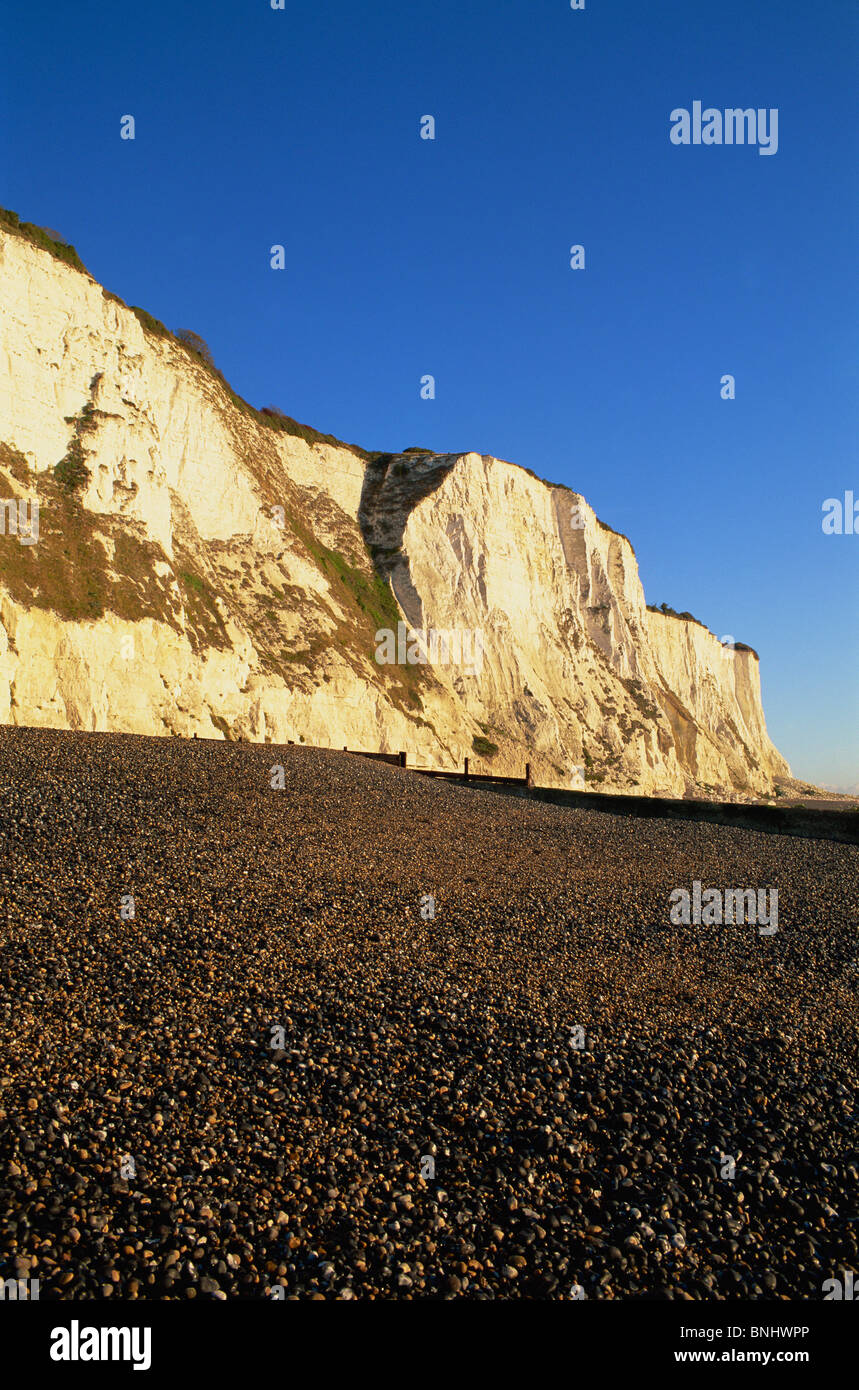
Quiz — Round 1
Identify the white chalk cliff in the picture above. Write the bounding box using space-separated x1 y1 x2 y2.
0 219 791 797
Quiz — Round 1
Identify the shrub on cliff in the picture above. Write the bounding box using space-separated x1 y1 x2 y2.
130 306 172 340
174 329 216 369
54 437 90 492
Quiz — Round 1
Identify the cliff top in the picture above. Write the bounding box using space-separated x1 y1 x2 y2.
0 205 758 659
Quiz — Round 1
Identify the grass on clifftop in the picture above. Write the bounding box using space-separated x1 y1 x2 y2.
647 602 758 659
0 207 89 274
0 205 375 460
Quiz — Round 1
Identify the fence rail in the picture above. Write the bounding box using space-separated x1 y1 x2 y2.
281 742 858 844
287 741 531 787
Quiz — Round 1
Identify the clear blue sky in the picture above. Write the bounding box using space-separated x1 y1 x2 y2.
3 0 857 787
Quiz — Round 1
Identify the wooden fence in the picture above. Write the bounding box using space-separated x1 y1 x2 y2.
277 741 856 843
411 754 532 789
287 741 532 788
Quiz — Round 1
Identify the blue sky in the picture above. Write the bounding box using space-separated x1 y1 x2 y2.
3 0 857 787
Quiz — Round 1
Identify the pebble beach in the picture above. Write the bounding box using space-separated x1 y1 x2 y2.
1 726 856 1300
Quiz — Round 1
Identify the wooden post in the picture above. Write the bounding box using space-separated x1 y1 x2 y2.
525 761 533 789
399 751 406 768
464 756 469 780
344 745 348 752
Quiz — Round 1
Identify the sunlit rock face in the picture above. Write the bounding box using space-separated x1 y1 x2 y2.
0 226 790 797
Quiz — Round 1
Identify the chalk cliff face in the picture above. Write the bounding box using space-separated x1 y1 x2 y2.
0 222 790 797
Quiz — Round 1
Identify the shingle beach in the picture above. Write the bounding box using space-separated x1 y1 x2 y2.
1 727 856 1300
